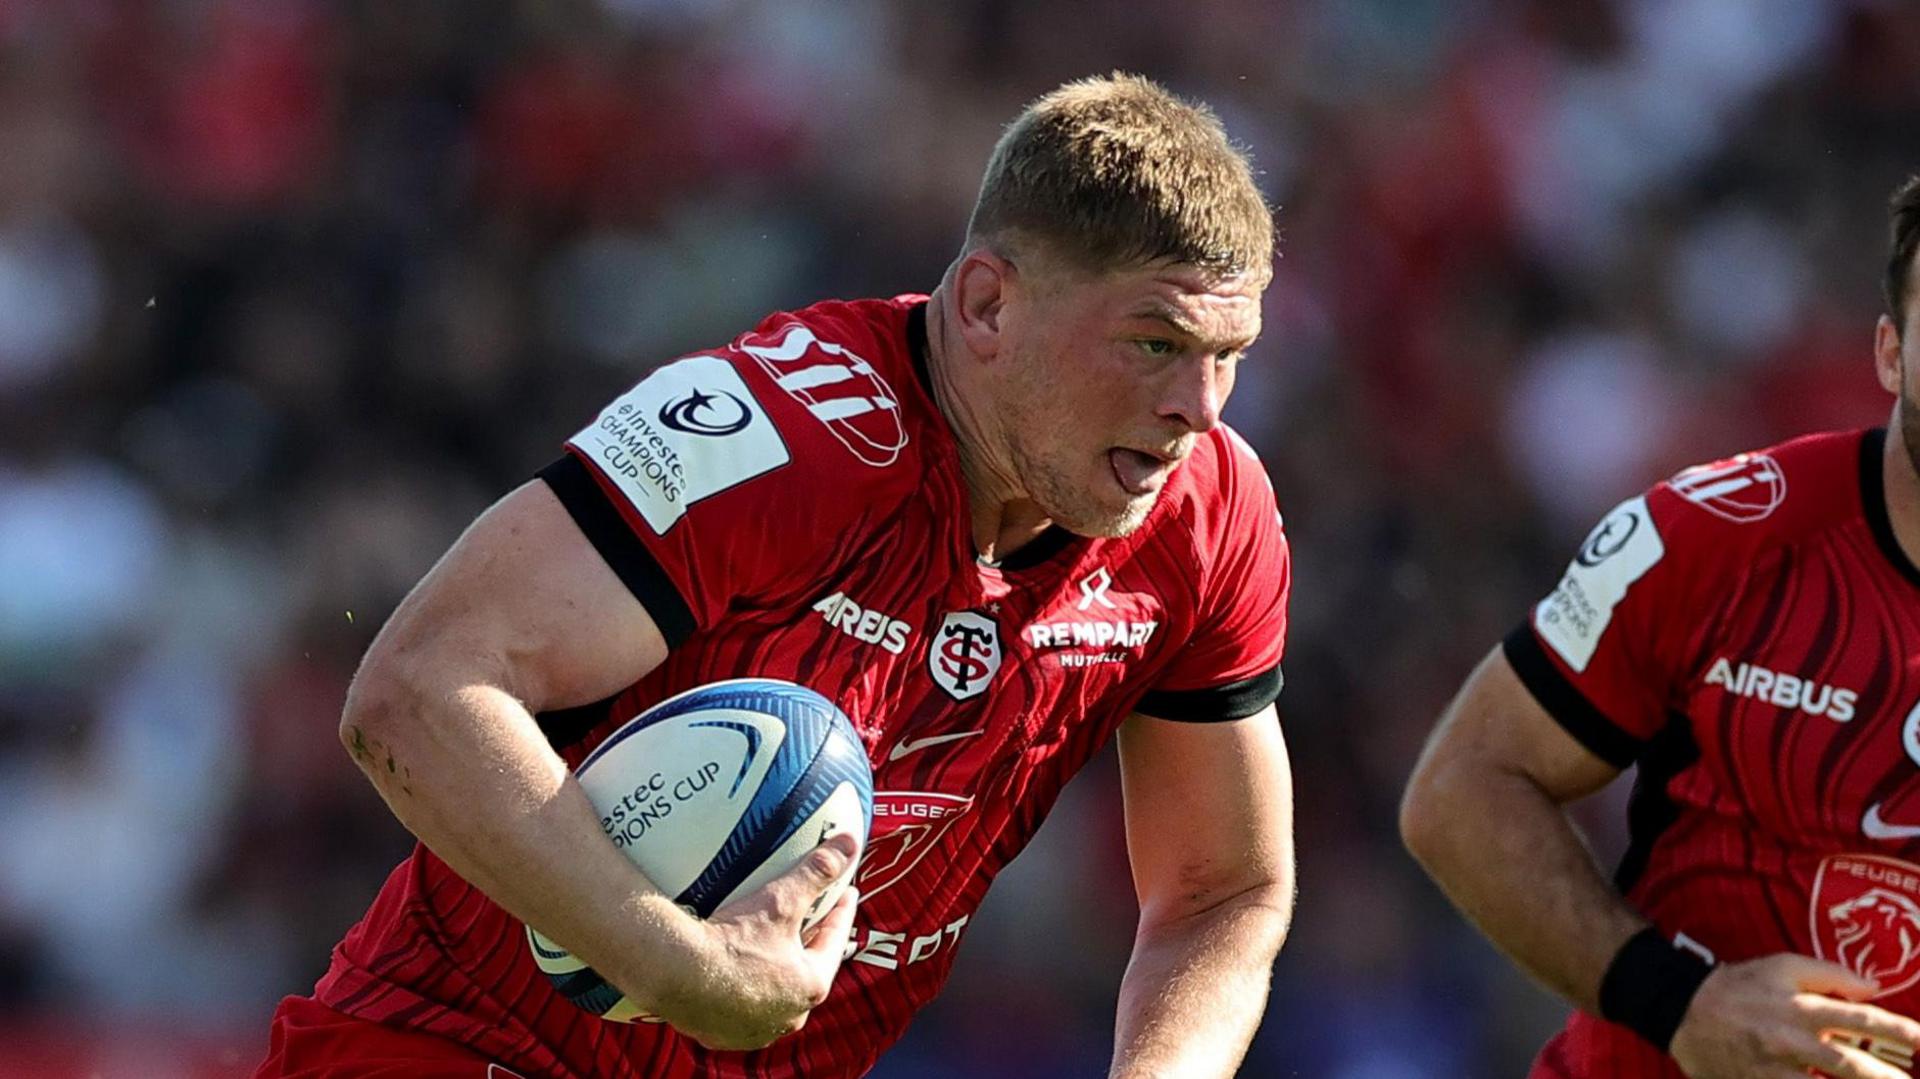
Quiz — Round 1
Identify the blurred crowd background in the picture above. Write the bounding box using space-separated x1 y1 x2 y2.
1 0 1916 1075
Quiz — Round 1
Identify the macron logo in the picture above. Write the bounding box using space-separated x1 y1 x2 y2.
1703 657 1859 722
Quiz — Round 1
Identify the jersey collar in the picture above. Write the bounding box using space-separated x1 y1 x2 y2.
1860 426 1920 588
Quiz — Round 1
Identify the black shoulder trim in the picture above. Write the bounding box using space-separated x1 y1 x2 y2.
536 454 697 649
906 300 932 396
1861 427 1920 588
1501 624 1644 769
1136 664 1282 723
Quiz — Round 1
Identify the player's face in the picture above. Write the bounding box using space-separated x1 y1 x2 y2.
1877 298 1920 481
997 259 1264 537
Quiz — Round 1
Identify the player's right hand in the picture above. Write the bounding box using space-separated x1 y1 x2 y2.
1669 954 1920 1079
648 834 860 1052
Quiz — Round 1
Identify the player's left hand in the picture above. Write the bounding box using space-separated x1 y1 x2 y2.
648 835 860 1051
1670 954 1920 1079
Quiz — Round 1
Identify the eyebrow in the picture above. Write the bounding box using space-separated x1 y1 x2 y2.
1129 304 1257 351
1130 304 1204 337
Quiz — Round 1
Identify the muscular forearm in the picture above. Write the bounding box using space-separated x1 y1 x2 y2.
343 669 701 1011
1401 762 1644 1012
1110 886 1290 1079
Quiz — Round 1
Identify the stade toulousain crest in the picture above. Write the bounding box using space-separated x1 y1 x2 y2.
928 611 1000 701
739 324 908 468
1810 854 1920 999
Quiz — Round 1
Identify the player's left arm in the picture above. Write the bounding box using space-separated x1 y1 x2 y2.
1110 704 1293 1079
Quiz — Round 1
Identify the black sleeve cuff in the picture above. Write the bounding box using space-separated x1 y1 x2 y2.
536 453 697 649
1136 665 1283 723
1501 623 1644 769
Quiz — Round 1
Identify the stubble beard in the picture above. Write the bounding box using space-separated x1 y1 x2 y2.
993 342 1156 539
1006 422 1155 539
1902 373 1920 483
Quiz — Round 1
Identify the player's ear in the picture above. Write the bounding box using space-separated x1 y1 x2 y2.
1876 313 1904 396
952 247 1013 360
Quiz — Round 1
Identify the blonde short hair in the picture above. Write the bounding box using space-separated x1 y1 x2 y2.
966 72 1272 280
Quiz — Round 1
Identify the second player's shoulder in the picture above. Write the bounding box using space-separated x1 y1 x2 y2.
1643 427 1868 559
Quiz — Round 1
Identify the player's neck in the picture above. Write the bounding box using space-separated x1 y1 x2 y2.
1886 415 1920 571
921 294 1057 564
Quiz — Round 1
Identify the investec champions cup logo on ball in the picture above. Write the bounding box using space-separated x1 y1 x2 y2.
928 611 1000 701
1811 854 1920 999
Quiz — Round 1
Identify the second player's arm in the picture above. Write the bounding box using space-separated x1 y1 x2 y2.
341 481 853 1049
1402 648 1920 1079
1108 705 1294 1079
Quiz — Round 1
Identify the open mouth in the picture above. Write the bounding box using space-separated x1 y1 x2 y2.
1108 448 1170 497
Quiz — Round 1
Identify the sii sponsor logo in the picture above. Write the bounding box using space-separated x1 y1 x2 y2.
1669 453 1787 523
739 323 908 467
1701 657 1859 722
813 591 911 655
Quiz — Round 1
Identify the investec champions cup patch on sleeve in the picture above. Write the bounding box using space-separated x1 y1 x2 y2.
1533 495 1665 673
569 355 789 533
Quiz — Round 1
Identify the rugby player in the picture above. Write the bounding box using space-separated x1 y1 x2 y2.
258 73 1295 1079
1401 177 1920 1079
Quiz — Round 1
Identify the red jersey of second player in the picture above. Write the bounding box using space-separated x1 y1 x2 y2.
1503 428 1920 1078
306 296 1291 1078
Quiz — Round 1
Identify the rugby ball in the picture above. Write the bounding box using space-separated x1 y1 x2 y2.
527 678 874 1023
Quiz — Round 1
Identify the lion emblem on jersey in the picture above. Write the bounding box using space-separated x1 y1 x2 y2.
1832 890 1920 984
1812 854 1920 998
856 792 976 899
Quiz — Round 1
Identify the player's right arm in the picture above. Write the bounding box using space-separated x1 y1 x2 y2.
1403 651 1920 1078
1402 482 1920 1079
340 481 852 1052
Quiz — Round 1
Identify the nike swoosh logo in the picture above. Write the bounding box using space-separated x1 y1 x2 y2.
887 730 983 762
1863 803 1920 840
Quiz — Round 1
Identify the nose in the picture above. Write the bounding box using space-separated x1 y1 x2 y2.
1156 353 1227 434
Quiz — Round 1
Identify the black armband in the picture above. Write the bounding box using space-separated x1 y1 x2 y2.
1598 927 1715 1053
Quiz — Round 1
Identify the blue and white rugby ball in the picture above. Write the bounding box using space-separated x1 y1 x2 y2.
527 678 874 1023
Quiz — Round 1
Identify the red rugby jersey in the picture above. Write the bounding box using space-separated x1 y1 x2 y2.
309 296 1291 1079
1504 429 1920 1078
